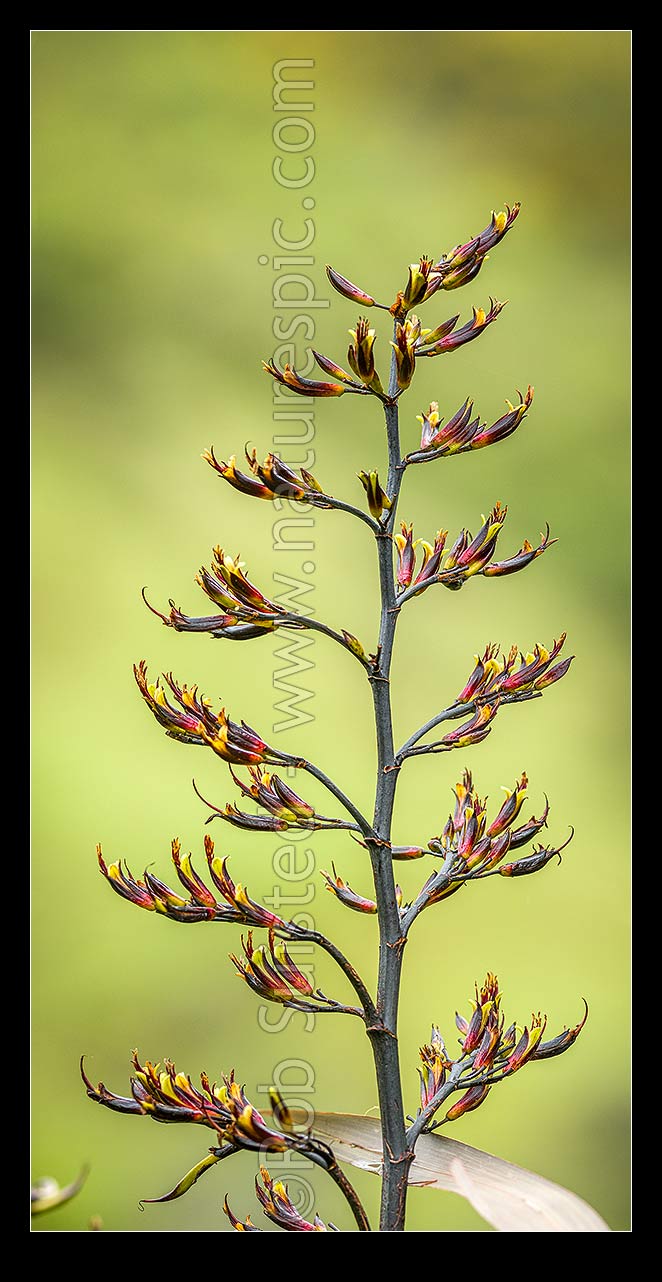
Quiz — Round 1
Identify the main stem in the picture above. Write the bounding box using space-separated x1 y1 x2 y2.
366 353 414 1231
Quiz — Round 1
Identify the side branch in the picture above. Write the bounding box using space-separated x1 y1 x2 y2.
395 689 542 763
279 613 371 671
399 849 460 935
296 758 376 839
290 925 377 1023
320 494 382 533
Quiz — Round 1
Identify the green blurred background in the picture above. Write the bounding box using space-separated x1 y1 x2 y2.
32 31 630 1232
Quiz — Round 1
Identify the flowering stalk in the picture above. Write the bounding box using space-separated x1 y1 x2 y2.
86 203 588 1234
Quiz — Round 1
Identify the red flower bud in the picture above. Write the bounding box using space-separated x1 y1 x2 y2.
263 358 367 397
326 263 376 307
321 864 377 914
417 299 506 357
445 1083 492 1121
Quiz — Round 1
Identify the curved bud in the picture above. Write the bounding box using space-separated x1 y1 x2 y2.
445 1083 492 1121
262 359 357 397
321 864 377 914
326 264 376 307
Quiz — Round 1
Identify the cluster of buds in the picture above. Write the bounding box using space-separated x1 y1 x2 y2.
143 547 290 642
434 204 521 291
456 634 574 704
263 301 505 408
81 1053 302 1154
414 970 587 1128
98 834 288 930
377 302 508 396
321 863 403 915
134 661 284 765
231 928 359 1015
270 208 519 406
204 444 327 504
224 1168 336 1233
395 504 554 597
423 768 571 891
197 766 355 834
325 206 519 322
410 387 534 460
82 1055 355 1222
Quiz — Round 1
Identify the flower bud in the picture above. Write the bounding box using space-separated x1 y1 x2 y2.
358 469 392 520
263 358 367 397
347 317 384 393
390 316 421 388
445 1083 491 1121
326 264 376 307
321 864 377 914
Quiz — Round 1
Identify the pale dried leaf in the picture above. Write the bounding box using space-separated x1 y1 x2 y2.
289 1111 609 1232
31 1165 90 1214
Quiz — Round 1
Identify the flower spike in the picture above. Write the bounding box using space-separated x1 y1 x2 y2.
411 968 586 1134
423 768 566 887
195 766 355 833
231 929 360 1015
432 204 521 291
456 634 573 704
410 387 534 460
397 506 554 598
134 661 284 766
204 445 326 503
82 1053 305 1157
97 835 287 930
142 547 285 642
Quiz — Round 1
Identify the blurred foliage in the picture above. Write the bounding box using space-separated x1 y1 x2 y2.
32 31 629 1232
